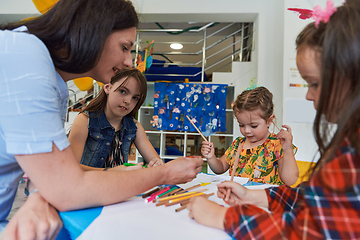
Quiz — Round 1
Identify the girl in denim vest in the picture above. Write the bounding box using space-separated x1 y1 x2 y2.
69 68 163 170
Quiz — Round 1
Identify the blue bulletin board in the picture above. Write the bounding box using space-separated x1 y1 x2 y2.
151 82 228 136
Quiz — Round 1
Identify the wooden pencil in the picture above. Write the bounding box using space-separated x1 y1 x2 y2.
155 200 169 207
152 186 178 203
174 193 215 212
163 187 183 196
156 191 200 203
175 204 188 212
165 192 205 206
224 143 242 203
175 183 201 195
142 187 162 198
165 192 214 207
157 187 180 199
155 189 208 206
186 115 207 142
166 192 214 207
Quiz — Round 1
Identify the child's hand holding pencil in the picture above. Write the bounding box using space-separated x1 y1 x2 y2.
216 181 248 206
201 141 215 159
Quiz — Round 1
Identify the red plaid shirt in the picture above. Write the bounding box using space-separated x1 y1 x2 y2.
224 137 360 239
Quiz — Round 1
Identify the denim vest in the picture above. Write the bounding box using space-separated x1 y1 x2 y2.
80 111 137 168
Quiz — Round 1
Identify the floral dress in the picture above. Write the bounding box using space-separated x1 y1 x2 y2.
225 133 297 185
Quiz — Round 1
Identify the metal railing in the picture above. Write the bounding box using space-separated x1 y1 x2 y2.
65 21 253 126
134 22 253 82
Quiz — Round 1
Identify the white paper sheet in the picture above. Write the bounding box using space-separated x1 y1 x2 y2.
77 173 252 240
77 196 230 240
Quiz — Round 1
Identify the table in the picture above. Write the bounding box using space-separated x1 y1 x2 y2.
56 173 273 240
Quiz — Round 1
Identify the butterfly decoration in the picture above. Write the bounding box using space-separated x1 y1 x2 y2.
287 8 313 20
287 0 338 27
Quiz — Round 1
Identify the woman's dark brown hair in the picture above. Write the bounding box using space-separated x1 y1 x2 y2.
83 68 147 118
0 0 138 74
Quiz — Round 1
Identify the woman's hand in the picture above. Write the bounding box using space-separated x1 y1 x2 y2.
217 181 249 206
186 196 227 229
1 192 62 240
147 158 164 167
162 156 203 185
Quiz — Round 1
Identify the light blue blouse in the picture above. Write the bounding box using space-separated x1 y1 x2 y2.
0 26 69 231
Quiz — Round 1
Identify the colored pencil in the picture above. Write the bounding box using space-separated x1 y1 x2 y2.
175 183 201 195
165 192 205 206
224 143 242 203
162 187 183 197
186 115 207 142
152 187 178 202
145 186 170 203
142 187 162 198
123 162 147 168
175 204 188 212
123 162 137 166
156 191 200 203
157 187 179 199
156 188 208 203
155 189 208 206
174 193 214 212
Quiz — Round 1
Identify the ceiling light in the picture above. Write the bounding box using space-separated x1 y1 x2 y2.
170 43 183 50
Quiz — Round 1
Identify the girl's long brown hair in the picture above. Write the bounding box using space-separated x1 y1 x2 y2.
296 1 360 191
82 68 147 118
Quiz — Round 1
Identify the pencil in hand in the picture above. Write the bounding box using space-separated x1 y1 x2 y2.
224 143 242 203
186 115 207 142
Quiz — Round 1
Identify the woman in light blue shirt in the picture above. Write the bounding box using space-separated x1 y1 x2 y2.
0 0 204 239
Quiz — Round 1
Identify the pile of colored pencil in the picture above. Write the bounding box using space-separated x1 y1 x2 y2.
142 184 214 212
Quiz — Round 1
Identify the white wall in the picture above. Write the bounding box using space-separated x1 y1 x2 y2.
133 0 285 138
282 0 343 162
0 0 38 14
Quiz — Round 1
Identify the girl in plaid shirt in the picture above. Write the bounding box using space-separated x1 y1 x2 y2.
187 1 360 239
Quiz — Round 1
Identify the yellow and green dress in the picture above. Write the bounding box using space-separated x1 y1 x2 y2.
225 133 297 185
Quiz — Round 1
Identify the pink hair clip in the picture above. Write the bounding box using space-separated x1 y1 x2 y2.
287 0 338 28
313 0 337 27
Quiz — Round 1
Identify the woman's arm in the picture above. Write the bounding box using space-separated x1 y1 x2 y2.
68 112 89 163
16 144 204 212
134 121 163 167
